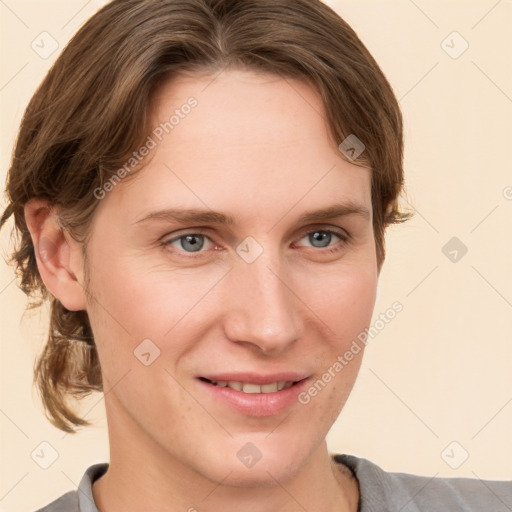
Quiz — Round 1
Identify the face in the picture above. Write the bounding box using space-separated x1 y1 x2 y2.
83 69 377 485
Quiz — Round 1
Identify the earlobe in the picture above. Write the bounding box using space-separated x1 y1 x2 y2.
24 199 87 311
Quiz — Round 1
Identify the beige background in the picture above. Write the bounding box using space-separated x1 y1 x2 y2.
1 0 511 510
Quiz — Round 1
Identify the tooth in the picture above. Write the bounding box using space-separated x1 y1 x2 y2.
228 381 243 391
221 381 292 393
242 383 262 393
261 382 278 393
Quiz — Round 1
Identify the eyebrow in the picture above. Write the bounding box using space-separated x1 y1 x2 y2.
133 201 370 226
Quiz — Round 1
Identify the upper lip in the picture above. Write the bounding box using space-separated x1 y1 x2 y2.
199 372 310 384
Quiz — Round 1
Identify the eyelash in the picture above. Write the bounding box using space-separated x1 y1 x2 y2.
161 227 350 259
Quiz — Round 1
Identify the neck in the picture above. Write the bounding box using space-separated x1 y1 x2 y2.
93 400 359 512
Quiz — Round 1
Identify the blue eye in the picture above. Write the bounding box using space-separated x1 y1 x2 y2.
306 230 336 248
166 234 210 253
296 229 347 251
162 227 348 258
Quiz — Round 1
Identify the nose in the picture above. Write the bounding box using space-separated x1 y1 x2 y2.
222 246 304 354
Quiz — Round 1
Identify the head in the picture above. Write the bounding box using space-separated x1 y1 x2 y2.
2 0 408 485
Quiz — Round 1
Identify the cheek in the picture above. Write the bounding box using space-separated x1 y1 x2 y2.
305 262 378 346
86 250 223 338
83 250 232 389
292 263 376 417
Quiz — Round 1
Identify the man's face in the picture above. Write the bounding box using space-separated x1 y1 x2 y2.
83 69 377 484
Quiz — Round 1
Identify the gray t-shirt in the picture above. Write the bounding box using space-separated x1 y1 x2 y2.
35 454 512 511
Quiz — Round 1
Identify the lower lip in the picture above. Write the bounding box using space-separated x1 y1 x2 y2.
198 379 309 417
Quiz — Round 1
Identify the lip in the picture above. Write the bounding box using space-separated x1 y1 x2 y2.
200 372 309 385
197 372 311 417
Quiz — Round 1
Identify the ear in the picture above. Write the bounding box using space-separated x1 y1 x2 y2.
24 198 87 311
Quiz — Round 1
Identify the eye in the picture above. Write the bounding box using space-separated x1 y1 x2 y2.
295 228 348 252
164 233 214 254
162 227 349 259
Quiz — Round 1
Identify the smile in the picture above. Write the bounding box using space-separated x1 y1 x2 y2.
197 374 310 416
203 379 295 393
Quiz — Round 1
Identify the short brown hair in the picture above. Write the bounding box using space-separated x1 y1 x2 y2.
1 0 409 432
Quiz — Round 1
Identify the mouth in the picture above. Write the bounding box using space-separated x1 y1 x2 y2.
199 378 297 393
197 374 310 416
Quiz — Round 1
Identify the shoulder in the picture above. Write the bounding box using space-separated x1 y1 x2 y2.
34 491 79 512
334 454 512 512
33 463 108 512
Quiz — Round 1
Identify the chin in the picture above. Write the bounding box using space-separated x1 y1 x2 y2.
197 434 314 487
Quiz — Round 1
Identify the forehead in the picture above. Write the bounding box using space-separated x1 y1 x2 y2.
97 69 371 226
153 69 332 144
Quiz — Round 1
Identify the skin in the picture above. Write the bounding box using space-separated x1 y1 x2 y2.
25 69 378 511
